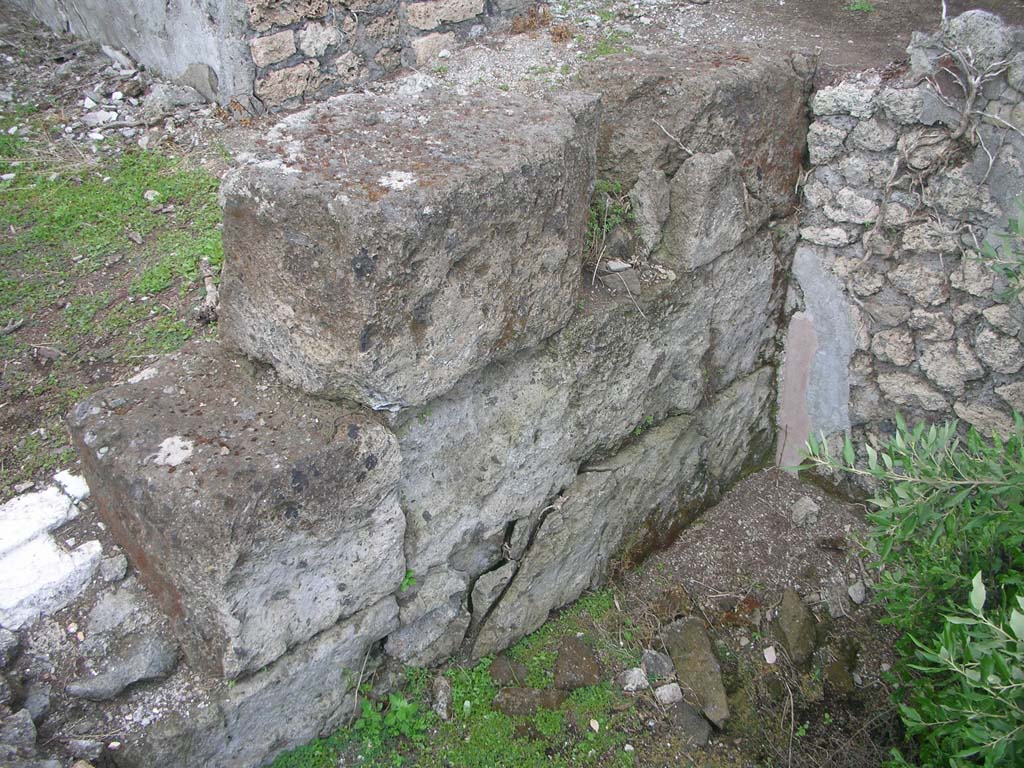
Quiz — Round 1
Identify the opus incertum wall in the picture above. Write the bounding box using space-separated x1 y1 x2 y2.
12 0 533 108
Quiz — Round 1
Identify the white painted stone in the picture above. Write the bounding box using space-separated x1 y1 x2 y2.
0 537 102 629
0 487 76 558
54 471 90 502
152 436 194 467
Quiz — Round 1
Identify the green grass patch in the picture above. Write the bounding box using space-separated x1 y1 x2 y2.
0 105 222 498
269 590 638 768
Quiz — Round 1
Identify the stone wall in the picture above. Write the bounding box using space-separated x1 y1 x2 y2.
12 0 531 108
778 11 1024 467
61 50 811 767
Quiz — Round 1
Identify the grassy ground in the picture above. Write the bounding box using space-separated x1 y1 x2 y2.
270 591 643 768
0 101 222 499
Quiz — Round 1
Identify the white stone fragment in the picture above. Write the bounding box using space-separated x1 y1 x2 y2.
654 682 684 705
53 471 90 502
0 487 76 558
0 537 102 630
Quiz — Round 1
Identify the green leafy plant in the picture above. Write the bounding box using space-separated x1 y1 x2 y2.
400 570 417 592
803 414 1024 765
897 573 1024 766
587 179 633 251
843 1 875 12
632 414 654 437
977 199 1024 300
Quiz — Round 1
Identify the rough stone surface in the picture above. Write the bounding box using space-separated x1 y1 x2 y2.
812 81 877 119
617 667 649 692
493 687 568 717
629 168 670 255
114 597 398 768
662 618 729 728
789 15 1024 453
406 0 483 30
409 32 455 65
658 150 754 270
791 496 819 527
298 22 341 56
776 588 816 668
432 676 452 721
0 536 101 631
18 0 254 104
0 628 18 667
66 633 177 701
668 700 712 746
552 637 602 691
641 649 674 682
67 342 406 679
255 60 320 103
974 327 1023 374
579 50 811 215
220 88 599 409
654 682 684 705
250 30 296 68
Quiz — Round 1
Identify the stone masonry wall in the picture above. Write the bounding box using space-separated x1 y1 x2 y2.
14 0 532 107
62 49 812 767
778 11 1024 467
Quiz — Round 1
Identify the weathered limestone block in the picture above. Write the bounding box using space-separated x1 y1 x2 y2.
870 328 915 366
954 401 1016 437
220 88 600 409
67 342 405 679
811 80 878 119
629 168 670 255
918 340 985 396
887 261 950 306
807 120 851 165
473 365 773 656
385 567 470 665
405 0 483 30
878 371 949 412
250 30 296 69
255 59 320 103
974 326 1024 374
114 597 398 768
473 416 706 657
657 150 763 271
396 281 713 581
824 188 879 225
579 49 812 216
299 22 343 56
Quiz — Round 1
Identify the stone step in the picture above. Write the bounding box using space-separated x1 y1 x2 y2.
219 86 600 410
67 342 406 680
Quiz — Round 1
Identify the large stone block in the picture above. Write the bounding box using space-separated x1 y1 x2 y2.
112 597 399 768
473 365 774 656
578 49 813 217
67 342 405 679
219 87 600 409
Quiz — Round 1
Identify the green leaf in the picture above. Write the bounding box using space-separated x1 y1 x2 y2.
843 435 855 466
1010 609 1024 640
970 571 987 614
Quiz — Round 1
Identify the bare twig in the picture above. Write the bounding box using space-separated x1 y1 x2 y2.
348 645 372 726
652 118 694 156
616 272 648 321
